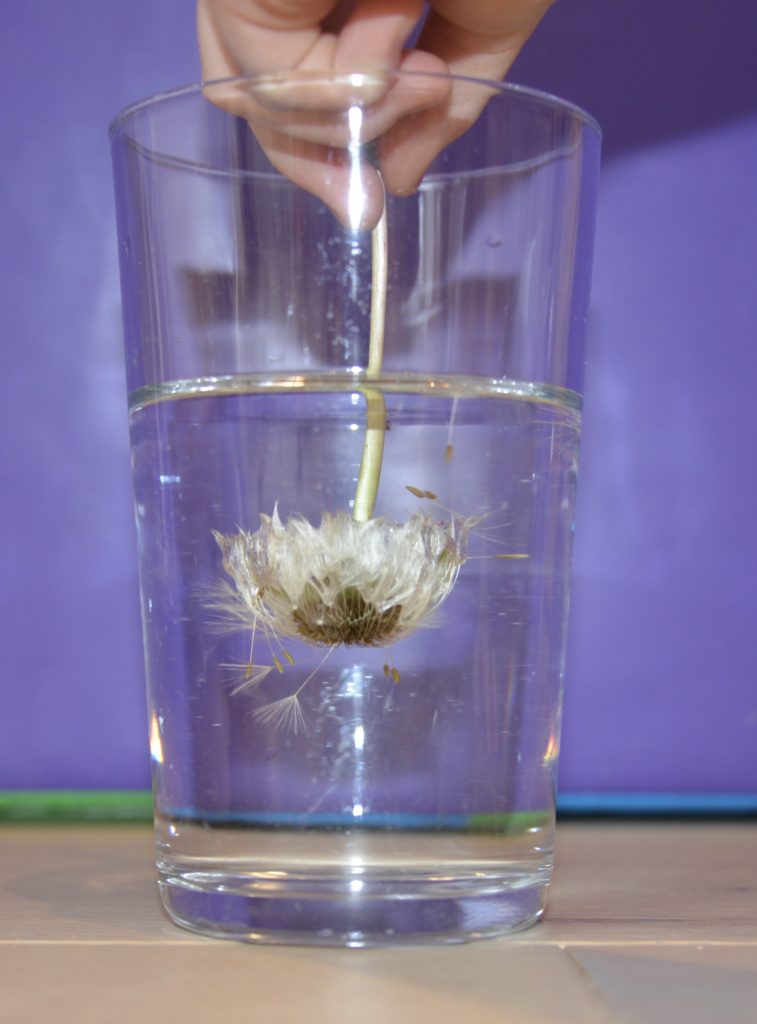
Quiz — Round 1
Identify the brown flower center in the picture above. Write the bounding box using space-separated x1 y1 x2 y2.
292 584 403 646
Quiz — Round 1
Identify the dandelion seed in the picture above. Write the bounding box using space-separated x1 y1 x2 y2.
273 655 284 673
383 663 391 677
391 667 401 684
283 649 295 665
406 485 437 500
445 397 458 463
404 485 437 501
251 645 334 733
218 662 273 696
251 694 309 735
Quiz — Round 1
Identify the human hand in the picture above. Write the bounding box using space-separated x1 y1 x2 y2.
197 0 553 225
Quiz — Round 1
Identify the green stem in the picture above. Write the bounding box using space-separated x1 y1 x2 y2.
352 205 388 523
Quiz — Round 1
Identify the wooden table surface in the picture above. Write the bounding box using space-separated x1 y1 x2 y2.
2 822 756 1022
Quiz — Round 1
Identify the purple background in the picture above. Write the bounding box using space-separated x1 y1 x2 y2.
2 1 755 797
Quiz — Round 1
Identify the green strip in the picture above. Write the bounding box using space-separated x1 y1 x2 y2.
0 794 548 830
2 789 754 823
468 811 551 833
0 790 153 823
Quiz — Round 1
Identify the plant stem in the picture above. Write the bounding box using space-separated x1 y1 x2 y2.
352 205 388 522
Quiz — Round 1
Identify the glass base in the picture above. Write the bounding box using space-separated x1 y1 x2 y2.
158 869 548 947
155 816 553 946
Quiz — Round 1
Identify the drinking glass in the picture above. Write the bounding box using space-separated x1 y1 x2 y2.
110 70 600 945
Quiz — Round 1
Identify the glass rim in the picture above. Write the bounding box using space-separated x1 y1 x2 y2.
109 69 602 143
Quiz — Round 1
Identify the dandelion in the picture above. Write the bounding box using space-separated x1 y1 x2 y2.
210 505 473 728
208 206 476 731
213 506 471 648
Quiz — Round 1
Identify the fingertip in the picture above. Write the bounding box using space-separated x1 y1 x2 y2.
375 50 451 195
376 107 436 198
386 178 422 199
325 169 386 232
276 145 385 232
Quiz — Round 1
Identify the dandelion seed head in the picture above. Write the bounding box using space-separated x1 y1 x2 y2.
213 508 471 649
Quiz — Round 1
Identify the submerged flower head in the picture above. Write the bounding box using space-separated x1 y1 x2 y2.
213 507 471 649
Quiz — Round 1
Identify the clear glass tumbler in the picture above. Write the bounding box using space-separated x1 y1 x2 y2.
110 71 600 945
